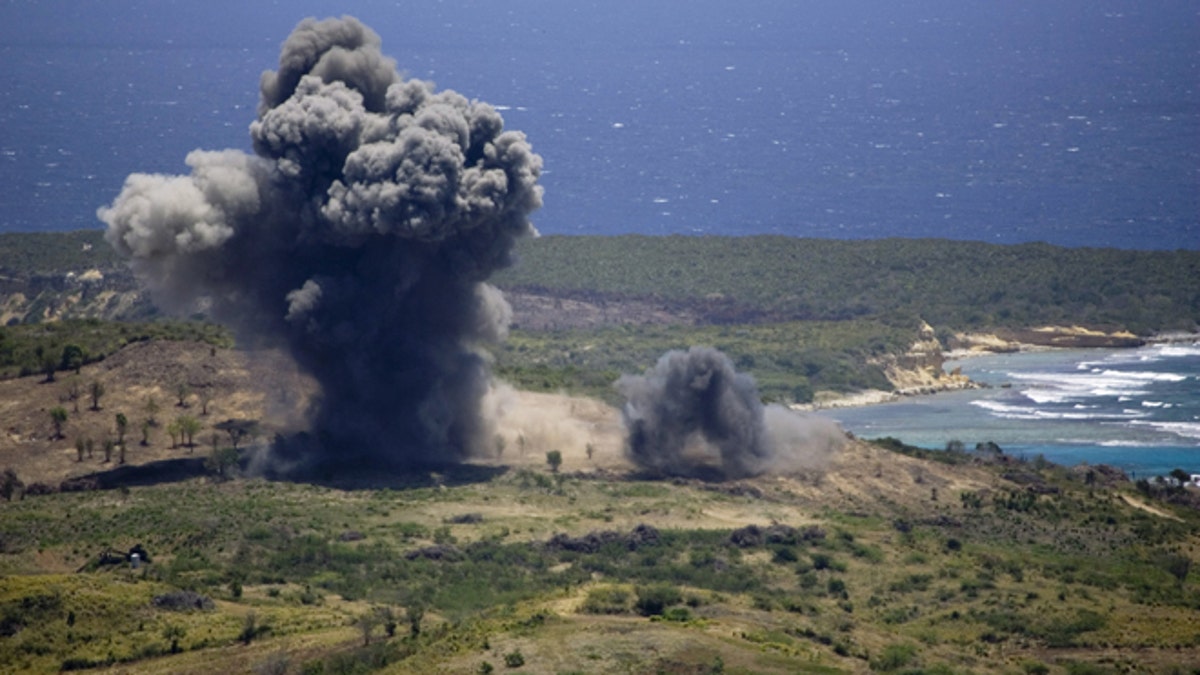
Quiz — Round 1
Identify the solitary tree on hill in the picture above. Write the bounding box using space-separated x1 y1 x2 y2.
199 387 214 415
41 356 57 383
1 468 23 501
175 383 191 408
144 395 160 426
546 450 563 474
60 344 85 374
49 407 68 440
89 380 105 411
115 413 128 447
66 378 82 413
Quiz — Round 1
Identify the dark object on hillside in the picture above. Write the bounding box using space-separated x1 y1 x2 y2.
445 512 484 524
703 483 765 499
920 515 962 528
127 543 151 564
338 530 365 542
545 524 661 554
59 477 101 492
404 544 462 561
152 591 214 612
1070 463 1129 487
729 524 825 548
23 482 58 496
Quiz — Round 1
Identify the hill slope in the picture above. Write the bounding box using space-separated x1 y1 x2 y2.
0 340 1197 674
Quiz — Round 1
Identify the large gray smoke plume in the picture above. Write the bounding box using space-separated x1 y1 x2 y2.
98 17 543 475
617 347 845 479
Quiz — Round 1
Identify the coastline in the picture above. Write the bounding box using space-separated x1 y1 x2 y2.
804 327 1200 412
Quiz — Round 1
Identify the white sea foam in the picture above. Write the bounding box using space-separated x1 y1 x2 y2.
1097 439 1160 448
972 399 1149 421
1157 344 1200 358
1130 421 1200 442
1008 367 1183 405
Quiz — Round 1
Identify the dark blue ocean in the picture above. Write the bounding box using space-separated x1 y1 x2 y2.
828 342 1200 478
1 0 1197 249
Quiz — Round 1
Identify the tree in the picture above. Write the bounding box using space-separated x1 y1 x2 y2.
75 437 85 462
355 610 380 646
1169 468 1191 487
41 356 56 383
89 380 105 411
115 413 128 446
162 624 186 654
199 387 213 415
205 446 240 479
102 439 114 463
214 418 259 450
175 382 191 408
546 450 562 473
406 603 425 638
586 443 595 461
66 378 82 413
238 612 268 645
378 606 398 639
140 419 151 446
49 407 68 439
177 415 202 449
85 437 95 459
144 395 160 426
166 420 181 449
1 468 24 501
60 344 85 374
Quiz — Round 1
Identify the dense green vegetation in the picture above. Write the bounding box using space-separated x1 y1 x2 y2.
4 231 1196 335
497 235 1200 333
496 319 914 403
0 451 1197 673
0 319 233 380
0 230 120 276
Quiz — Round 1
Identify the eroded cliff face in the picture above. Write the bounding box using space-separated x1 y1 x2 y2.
873 321 973 395
951 326 1144 352
0 269 146 324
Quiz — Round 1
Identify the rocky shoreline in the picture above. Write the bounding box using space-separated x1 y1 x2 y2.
802 325 1199 412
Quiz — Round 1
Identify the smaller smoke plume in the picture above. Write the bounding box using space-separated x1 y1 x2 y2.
617 347 845 479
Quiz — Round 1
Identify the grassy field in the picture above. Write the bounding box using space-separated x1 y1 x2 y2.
1 439 1198 674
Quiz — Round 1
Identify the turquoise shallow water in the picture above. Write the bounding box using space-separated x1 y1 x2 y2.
826 342 1200 477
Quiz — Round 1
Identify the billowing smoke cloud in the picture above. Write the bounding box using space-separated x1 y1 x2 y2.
98 16 542 475
617 347 845 479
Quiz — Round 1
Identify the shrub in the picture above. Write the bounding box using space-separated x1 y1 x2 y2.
634 584 682 617
503 650 525 668
870 643 917 671
580 586 631 615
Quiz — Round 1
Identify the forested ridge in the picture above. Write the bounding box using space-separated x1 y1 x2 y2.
2 230 1196 334
496 235 1200 333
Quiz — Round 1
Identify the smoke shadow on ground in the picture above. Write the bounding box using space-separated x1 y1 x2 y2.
252 458 508 491
44 452 507 494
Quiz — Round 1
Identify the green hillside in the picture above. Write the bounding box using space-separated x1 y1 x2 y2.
497 235 1200 333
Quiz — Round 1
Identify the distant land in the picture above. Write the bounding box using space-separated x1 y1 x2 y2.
1 230 1196 404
